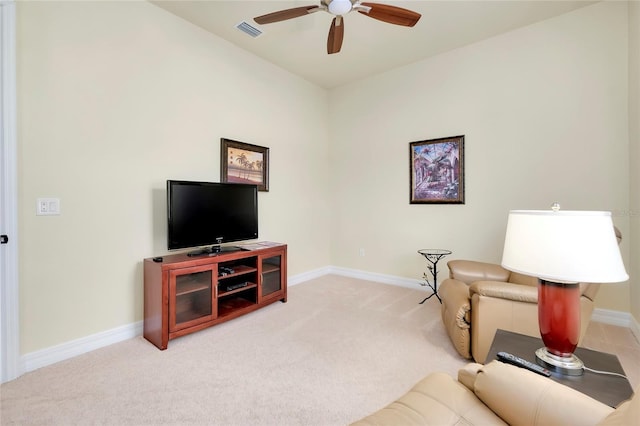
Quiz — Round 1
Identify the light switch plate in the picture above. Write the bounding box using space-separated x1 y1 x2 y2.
36 198 60 216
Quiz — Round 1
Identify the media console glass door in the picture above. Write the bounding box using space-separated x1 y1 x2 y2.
261 255 283 300
169 265 216 331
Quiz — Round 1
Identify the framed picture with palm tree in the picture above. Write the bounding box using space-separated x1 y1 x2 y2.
220 138 269 192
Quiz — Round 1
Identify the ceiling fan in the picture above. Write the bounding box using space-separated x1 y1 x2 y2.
253 0 421 54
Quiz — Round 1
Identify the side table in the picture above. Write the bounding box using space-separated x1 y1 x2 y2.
417 249 452 304
486 329 634 407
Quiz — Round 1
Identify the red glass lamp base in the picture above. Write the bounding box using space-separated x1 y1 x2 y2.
537 279 584 376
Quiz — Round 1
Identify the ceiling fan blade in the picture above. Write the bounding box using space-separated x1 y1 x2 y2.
327 16 344 54
254 5 320 25
358 2 421 27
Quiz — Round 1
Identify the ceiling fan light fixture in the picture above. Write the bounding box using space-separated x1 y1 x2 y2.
253 1 422 54
328 0 352 16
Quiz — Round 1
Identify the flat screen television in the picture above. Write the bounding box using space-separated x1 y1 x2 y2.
167 180 258 254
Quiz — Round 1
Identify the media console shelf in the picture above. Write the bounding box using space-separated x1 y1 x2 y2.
143 242 287 349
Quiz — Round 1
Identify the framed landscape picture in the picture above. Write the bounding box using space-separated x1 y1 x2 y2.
220 138 269 192
410 135 464 204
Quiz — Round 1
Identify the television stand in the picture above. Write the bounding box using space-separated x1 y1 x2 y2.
144 242 287 350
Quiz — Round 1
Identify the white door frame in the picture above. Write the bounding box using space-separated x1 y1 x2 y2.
1 0 21 383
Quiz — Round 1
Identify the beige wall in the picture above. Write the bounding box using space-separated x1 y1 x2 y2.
328 1 631 312
17 1 331 353
16 0 636 355
630 0 640 325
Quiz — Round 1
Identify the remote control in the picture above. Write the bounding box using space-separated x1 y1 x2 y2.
497 351 551 377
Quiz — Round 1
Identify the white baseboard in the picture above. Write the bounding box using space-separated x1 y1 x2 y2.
328 266 428 291
22 321 143 374
632 317 640 343
591 308 633 327
17 266 638 377
288 266 332 286
592 308 640 342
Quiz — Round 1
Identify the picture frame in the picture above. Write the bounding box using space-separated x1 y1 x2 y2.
410 135 464 204
221 138 269 192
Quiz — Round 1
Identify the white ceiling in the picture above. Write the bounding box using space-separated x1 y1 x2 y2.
151 0 596 88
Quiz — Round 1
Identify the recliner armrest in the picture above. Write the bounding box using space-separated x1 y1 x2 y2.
440 278 472 359
473 361 614 426
447 260 510 285
581 282 601 302
440 278 471 327
470 280 538 303
457 362 482 390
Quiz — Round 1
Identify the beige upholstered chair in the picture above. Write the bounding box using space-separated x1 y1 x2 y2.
439 227 621 363
352 361 639 426
438 259 601 363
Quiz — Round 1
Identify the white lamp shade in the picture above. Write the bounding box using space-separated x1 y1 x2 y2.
501 210 628 283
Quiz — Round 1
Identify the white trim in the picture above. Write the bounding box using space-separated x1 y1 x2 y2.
287 266 332 286
630 315 640 344
15 266 638 376
328 266 429 291
22 322 144 374
592 308 640 344
592 307 640 344
591 308 634 328
0 0 20 384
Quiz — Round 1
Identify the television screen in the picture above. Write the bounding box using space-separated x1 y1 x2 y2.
167 180 258 251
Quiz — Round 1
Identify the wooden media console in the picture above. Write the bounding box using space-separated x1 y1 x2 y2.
143 242 287 349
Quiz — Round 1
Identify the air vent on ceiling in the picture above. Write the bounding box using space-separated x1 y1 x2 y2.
236 21 263 38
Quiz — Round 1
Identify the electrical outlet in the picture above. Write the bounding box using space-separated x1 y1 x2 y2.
36 198 60 216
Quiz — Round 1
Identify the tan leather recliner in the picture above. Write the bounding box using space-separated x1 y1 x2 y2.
352 361 638 426
439 259 601 363
438 227 622 364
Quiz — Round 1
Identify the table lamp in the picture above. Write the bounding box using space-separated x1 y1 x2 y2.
501 205 628 375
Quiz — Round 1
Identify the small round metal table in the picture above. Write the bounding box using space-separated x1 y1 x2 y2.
417 249 452 304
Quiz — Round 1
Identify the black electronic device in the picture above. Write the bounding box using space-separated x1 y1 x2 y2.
497 351 551 377
152 257 163 263
225 282 248 292
167 180 258 254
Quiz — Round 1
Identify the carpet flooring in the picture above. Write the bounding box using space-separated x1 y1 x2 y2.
2 274 638 425
1 275 466 425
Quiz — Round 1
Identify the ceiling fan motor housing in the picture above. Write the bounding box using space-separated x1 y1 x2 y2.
328 0 353 15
